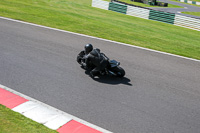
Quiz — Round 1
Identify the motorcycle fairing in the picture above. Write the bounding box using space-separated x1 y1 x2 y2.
109 60 120 68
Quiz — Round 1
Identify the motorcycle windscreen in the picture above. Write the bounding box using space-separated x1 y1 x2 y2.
109 60 120 67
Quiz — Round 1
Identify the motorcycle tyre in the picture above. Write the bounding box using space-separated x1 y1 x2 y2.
113 66 125 77
77 51 85 64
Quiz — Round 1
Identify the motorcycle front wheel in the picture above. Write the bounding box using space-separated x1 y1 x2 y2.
113 66 125 77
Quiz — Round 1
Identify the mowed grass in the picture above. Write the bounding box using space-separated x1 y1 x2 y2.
0 0 199 60
182 12 200 16
189 0 200 2
0 104 58 133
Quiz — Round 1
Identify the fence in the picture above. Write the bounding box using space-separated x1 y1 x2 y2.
92 0 200 31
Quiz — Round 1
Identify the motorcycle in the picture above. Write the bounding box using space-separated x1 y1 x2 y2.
77 50 125 78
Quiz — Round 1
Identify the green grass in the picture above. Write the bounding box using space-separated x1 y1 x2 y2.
172 0 200 7
190 0 200 2
0 104 58 133
104 0 183 7
182 12 200 16
0 0 199 60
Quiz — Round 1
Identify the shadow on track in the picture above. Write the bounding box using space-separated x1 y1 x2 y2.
85 70 132 86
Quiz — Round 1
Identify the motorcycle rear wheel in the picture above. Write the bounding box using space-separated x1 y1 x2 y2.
77 51 85 64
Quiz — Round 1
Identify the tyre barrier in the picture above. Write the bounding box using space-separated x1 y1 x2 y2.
92 0 200 31
178 0 200 5
109 2 128 14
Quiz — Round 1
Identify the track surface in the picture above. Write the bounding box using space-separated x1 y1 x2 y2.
0 18 200 133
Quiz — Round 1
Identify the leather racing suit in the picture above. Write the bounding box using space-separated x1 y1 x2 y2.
85 48 108 77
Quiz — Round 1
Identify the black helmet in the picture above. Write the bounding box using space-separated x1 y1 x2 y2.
85 44 93 54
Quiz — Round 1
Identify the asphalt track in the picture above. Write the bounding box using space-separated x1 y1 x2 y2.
0 17 200 133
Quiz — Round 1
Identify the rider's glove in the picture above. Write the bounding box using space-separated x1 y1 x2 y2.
81 62 87 69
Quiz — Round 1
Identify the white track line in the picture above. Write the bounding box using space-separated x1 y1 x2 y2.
0 16 199 63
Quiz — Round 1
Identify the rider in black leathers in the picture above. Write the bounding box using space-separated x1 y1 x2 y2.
82 44 108 78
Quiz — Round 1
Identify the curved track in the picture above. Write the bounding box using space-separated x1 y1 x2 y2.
0 18 200 133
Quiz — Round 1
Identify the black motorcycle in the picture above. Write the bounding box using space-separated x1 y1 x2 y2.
77 51 125 78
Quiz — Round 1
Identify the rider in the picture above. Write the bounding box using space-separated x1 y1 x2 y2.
82 44 108 78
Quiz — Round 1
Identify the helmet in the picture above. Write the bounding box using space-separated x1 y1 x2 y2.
84 44 93 54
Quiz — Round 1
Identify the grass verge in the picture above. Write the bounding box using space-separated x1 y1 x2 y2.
182 12 200 16
0 0 199 60
0 104 58 133
186 0 200 2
